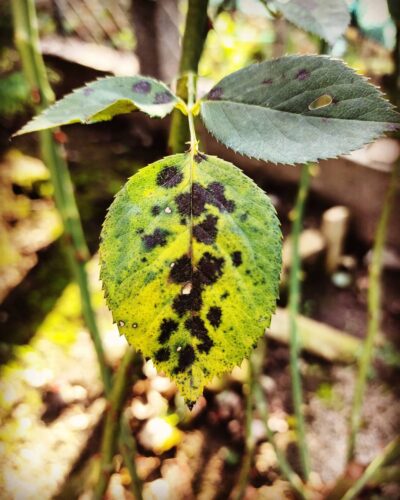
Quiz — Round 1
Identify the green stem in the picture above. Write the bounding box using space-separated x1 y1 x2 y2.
253 339 309 500
94 348 141 500
168 0 209 153
11 0 111 394
119 412 143 500
347 161 400 463
288 163 312 480
235 359 256 500
341 436 400 500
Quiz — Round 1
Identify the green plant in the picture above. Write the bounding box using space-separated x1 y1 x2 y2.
13 0 400 497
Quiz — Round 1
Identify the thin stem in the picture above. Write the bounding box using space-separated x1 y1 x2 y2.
347 161 400 462
235 360 256 500
11 0 111 394
119 413 143 500
168 0 209 153
288 163 312 480
187 72 198 154
94 348 141 500
341 436 400 500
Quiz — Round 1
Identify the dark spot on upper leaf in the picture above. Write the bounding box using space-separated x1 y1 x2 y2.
296 69 310 81
174 344 196 372
83 87 95 96
240 213 248 222
155 347 170 362
132 80 151 94
154 91 173 104
198 252 224 284
207 306 222 328
208 87 223 100
194 152 207 163
157 166 183 188
151 205 161 216
136 228 144 234
159 318 179 343
208 182 235 212
193 214 218 244
185 317 214 353
231 251 242 267
192 184 208 216
170 255 192 283
263 78 273 85
142 228 169 250
221 291 229 299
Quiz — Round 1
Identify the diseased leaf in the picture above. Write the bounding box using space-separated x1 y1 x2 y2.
100 153 282 406
269 0 350 45
200 55 400 165
14 76 179 136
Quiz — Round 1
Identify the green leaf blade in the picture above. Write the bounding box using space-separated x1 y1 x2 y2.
201 55 400 165
15 76 179 135
271 0 350 45
100 153 282 405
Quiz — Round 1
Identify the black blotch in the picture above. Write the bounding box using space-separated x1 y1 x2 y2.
194 152 207 163
142 228 169 250
208 87 223 100
83 87 94 96
136 228 144 234
180 218 187 226
193 214 218 244
157 166 183 188
154 91 173 104
174 345 196 373
170 255 192 283
141 257 147 263
159 318 179 343
175 192 191 216
208 182 235 212
263 78 273 84
155 347 170 362
187 401 196 410
207 306 222 328
151 205 161 216
245 269 251 275
296 69 310 81
198 252 224 284
221 291 229 300
132 80 151 94
231 251 242 267
185 317 214 353
173 287 202 317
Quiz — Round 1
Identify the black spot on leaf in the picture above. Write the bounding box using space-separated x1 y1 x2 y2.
159 318 179 343
175 192 191 216
208 87 223 100
193 214 218 244
208 182 235 212
173 287 202 317
155 347 170 362
154 91 173 104
142 228 169 250
174 345 196 372
185 316 214 353
157 166 183 188
221 291 229 300
296 69 310 81
132 80 151 94
170 255 192 283
198 252 224 284
194 153 207 163
207 306 222 328
231 251 242 267
151 205 161 216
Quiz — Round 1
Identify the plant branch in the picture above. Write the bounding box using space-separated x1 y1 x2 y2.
288 163 312 480
11 0 111 394
94 348 142 500
347 160 400 462
341 436 400 500
168 0 209 153
119 412 143 500
254 340 310 500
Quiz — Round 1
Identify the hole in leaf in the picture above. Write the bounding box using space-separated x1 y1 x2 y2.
308 94 333 110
